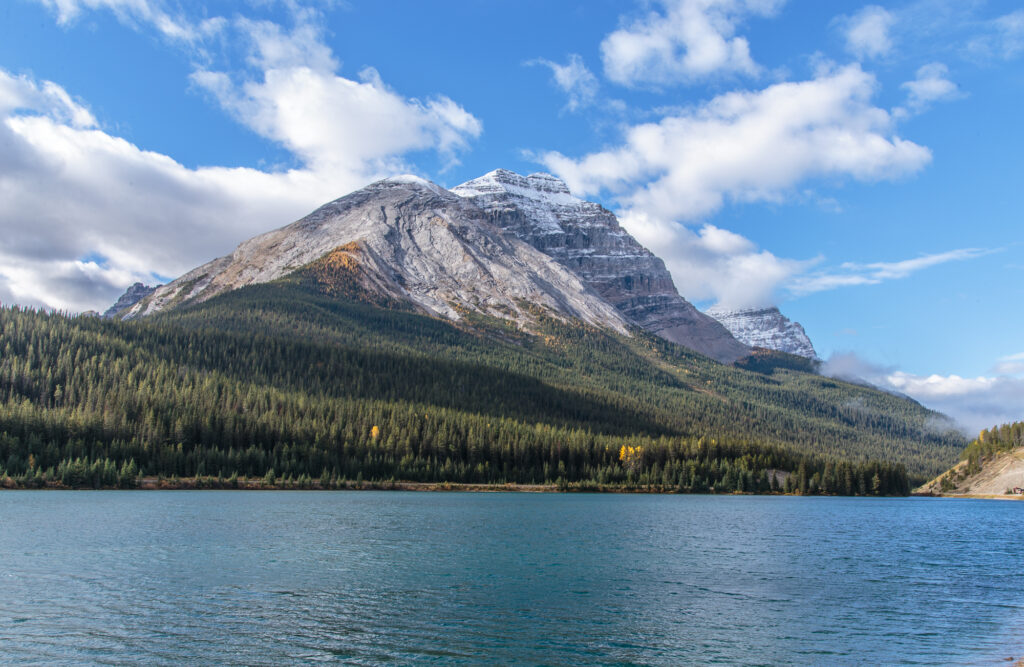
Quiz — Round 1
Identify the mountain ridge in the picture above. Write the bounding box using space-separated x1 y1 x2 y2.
453 169 749 363
115 169 756 363
121 175 630 336
706 305 818 360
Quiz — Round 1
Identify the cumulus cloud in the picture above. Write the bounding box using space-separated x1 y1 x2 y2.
838 5 896 60
537 63 943 308
0 73 340 310
895 62 959 117
600 0 784 86
0 9 481 312
192 18 481 177
790 248 990 295
528 54 599 112
541 63 930 224
821 352 1024 434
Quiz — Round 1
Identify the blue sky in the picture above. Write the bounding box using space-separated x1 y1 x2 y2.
0 0 1021 430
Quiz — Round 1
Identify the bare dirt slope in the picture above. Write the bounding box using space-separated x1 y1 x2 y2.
916 447 1024 498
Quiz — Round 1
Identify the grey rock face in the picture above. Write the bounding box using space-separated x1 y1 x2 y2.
104 282 158 318
122 176 630 334
705 306 818 360
453 169 749 363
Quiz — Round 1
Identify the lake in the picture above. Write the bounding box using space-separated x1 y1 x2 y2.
1 492 1021 665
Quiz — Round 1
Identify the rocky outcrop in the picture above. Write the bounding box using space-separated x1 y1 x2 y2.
916 447 1024 498
120 176 629 334
453 169 748 363
705 306 818 360
104 282 158 318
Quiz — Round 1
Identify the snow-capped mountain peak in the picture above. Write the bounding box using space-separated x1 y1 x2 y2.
705 306 818 360
454 169 749 363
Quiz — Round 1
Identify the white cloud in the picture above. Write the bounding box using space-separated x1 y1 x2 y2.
0 81 342 310
790 248 990 295
993 352 1024 376
839 5 896 60
966 9 1024 61
528 54 599 112
896 62 959 116
542 63 930 224
33 0 216 42
539 63 940 309
821 352 1024 434
620 221 985 309
191 18 481 177
600 0 784 86
0 9 481 312
621 213 810 308
886 372 1024 434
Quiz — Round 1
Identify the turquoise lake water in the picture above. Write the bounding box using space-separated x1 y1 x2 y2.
0 491 1022 665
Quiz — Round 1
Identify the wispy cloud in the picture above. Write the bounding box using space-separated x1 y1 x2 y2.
33 0 222 43
790 248 992 295
527 54 599 112
966 9 1024 61
993 352 1024 376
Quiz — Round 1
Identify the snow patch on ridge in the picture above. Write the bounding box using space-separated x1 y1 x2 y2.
706 306 818 360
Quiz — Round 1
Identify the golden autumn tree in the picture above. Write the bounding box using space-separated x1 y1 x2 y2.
619 445 643 472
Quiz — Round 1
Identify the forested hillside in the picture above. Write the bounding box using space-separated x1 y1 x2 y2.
918 421 1024 496
0 275 965 493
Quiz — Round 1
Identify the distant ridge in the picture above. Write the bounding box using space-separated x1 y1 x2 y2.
706 305 818 360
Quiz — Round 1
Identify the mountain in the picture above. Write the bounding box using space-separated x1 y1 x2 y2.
103 282 158 318
453 170 748 363
25 169 963 493
706 306 818 360
2 278 963 492
121 176 628 335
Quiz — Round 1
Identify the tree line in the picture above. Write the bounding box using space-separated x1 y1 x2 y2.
0 283 956 494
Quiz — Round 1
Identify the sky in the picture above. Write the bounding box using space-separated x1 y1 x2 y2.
0 0 1021 431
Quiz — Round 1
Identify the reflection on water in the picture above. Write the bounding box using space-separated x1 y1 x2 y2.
0 492 1021 665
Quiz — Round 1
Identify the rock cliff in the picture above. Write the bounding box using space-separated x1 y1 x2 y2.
705 306 818 360
120 176 629 334
103 282 158 318
453 169 748 363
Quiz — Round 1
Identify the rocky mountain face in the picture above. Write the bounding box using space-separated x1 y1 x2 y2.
705 306 818 360
120 176 629 334
103 282 158 318
453 170 748 363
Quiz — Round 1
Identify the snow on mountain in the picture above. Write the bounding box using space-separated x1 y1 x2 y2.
119 177 630 334
705 306 818 360
453 169 749 363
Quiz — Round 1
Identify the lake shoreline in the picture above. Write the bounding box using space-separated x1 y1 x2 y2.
0 476 915 496
911 491 1024 501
